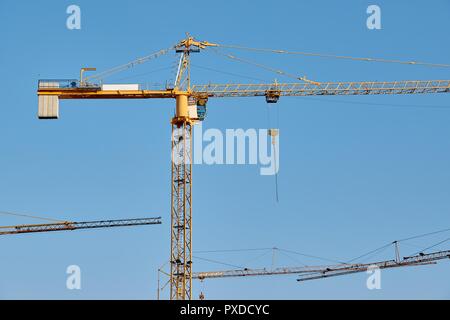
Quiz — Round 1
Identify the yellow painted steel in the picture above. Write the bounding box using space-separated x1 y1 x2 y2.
79 67 96 86
176 36 218 50
169 121 193 300
175 94 189 118
37 88 180 99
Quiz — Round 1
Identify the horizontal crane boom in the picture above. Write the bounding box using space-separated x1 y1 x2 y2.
192 80 450 98
297 249 450 282
0 217 162 236
192 249 450 281
38 80 450 100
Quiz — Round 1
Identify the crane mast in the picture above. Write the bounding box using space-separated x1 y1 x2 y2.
169 37 206 300
36 36 450 300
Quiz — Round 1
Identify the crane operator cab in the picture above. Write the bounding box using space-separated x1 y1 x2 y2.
189 95 207 121
265 89 281 103
196 97 207 121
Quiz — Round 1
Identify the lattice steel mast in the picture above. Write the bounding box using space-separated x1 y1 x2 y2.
169 37 216 300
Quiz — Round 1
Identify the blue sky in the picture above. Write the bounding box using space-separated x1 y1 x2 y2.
0 0 449 299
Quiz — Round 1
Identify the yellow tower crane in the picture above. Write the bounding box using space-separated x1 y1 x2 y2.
36 36 450 300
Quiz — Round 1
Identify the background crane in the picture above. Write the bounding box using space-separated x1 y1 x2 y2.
188 249 449 300
36 35 450 300
0 216 161 236
155 227 450 299
0 212 161 294
193 249 450 282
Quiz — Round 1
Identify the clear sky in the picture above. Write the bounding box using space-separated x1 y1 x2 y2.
0 0 449 299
